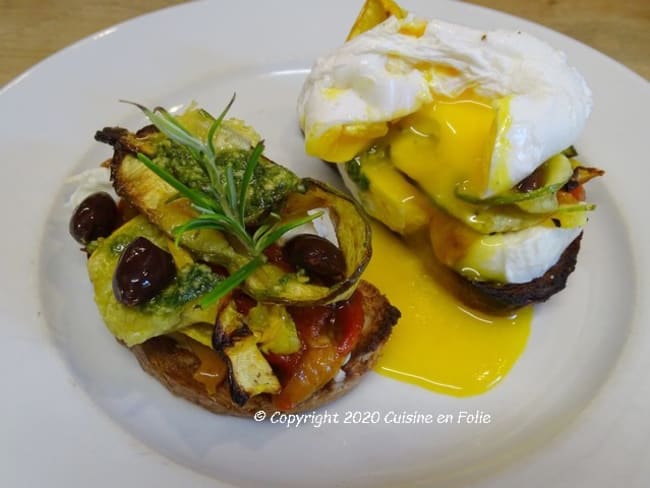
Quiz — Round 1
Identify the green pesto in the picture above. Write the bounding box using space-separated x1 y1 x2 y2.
345 157 370 191
142 263 221 314
153 140 301 222
109 234 135 255
154 139 210 190
277 273 292 288
85 239 100 254
347 144 391 193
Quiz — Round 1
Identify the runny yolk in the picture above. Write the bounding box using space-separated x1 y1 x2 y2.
389 93 497 210
358 93 515 280
306 120 389 163
365 223 532 396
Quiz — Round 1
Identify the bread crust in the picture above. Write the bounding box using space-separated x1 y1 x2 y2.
454 233 583 314
130 280 400 416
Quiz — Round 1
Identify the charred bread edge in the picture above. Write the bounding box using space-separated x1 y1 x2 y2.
458 233 583 314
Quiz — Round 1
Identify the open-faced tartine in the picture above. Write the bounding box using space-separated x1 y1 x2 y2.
69 99 399 415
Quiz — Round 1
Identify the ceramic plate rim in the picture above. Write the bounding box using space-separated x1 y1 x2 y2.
2 1 649 487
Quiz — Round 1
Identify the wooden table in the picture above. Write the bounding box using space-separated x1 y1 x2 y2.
1 0 648 87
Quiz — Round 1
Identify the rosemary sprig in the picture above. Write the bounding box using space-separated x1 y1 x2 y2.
122 95 320 306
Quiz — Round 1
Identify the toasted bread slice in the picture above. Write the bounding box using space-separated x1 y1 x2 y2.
448 234 583 314
131 280 400 416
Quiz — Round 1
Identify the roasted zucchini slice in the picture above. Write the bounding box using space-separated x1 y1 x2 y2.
87 215 222 346
212 300 281 405
97 113 372 306
247 303 300 355
243 178 371 304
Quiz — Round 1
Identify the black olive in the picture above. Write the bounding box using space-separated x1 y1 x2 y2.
69 192 118 244
284 234 346 285
113 237 176 306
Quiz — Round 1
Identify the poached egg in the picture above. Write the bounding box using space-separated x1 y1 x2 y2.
298 12 593 284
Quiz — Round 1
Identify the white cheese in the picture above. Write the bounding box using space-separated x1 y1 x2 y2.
276 207 339 247
333 369 346 383
65 167 114 208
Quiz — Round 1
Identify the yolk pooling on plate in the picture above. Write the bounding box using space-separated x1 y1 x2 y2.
365 223 532 396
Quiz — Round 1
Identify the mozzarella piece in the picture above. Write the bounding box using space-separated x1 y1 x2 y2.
459 225 582 284
333 369 346 383
65 167 114 208
276 207 339 247
298 14 592 196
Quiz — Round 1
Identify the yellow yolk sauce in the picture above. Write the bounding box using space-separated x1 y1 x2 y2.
365 223 532 396
388 93 497 221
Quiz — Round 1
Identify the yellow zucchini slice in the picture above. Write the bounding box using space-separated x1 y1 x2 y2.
87 215 222 347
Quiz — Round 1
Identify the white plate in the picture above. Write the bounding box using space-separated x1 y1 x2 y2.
2 0 648 486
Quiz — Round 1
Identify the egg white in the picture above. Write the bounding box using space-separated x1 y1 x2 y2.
298 14 592 196
458 225 582 284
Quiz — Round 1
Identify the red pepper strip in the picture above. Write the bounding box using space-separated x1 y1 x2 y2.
232 290 256 315
288 305 335 347
270 294 365 411
272 342 344 412
266 350 304 383
271 305 337 410
558 184 586 204
335 290 365 356
569 184 586 202
266 306 331 385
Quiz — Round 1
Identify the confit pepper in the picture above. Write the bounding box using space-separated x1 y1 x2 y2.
271 290 365 411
